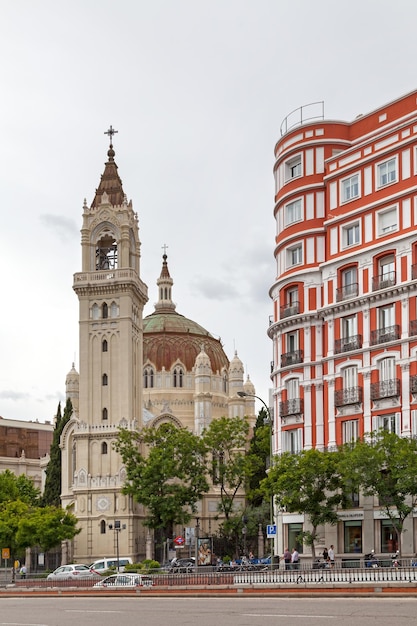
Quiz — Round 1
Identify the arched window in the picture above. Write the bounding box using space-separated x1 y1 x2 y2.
102 303 108 319
102 339 108 352
111 302 118 317
101 442 108 455
102 408 108 421
144 366 154 389
173 366 184 388
102 374 108 386
92 304 99 320
100 520 106 534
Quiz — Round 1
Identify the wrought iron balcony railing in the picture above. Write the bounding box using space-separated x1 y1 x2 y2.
336 282 359 302
334 334 362 354
281 350 303 367
280 301 300 318
372 271 396 291
370 325 400 345
280 398 304 417
370 379 400 401
334 387 363 407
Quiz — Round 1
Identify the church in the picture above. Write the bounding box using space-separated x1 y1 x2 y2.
60 132 257 564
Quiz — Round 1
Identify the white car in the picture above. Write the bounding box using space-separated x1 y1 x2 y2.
93 573 153 588
47 564 98 580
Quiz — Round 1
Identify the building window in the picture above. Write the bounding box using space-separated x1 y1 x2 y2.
377 207 397 235
344 521 362 554
342 316 357 342
102 374 108 386
101 442 108 454
92 304 99 320
285 155 302 181
286 331 299 353
110 302 118 317
102 408 108 421
379 304 394 330
102 339 108 352
287 245 302 268
377 158 397 188
144 366 154 389
374 413 399 434
284 199 302 226
287 523 303 553
380 519 398 553
102 303 108 319
342 222 360 247
282 428 302 453
100 520 106 534
341 174 359 202
342 419 359 444
173 366 184 388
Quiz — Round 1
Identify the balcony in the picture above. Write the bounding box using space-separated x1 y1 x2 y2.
410 320 417 336
334 334 362 354
336 283 359 302
281 350 303 367
412 264 417 280
411 376 417 394
334 387 363 407
372 271 396 291
370 325 400 345
280 398 304 417
370 379 400 401
280 301 300 318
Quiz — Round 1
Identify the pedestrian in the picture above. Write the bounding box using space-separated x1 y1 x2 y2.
283 547 291 570
323 547 329 562
291 547 299 570
20 565 27 579
328 545 335 568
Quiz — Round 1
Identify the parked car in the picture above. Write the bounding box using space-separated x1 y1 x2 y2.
89 557 133 574
47 564 98 580
93 573 153 588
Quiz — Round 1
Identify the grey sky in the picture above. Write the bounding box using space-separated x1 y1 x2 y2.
1 0 416 421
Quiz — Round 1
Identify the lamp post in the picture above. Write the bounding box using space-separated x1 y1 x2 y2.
108 520 125 572
238 391 275 568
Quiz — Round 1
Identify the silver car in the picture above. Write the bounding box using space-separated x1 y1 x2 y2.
47 564 97 580
94 573 153 588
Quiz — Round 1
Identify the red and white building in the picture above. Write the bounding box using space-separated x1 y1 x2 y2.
269 91 417 559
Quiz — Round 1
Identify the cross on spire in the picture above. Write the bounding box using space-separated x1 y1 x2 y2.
104 125 118 145
162 243 169 256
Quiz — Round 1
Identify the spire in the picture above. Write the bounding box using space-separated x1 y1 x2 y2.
90 126 125 208
155 250 176 312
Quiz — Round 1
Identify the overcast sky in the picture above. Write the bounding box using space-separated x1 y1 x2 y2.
1 0 416 423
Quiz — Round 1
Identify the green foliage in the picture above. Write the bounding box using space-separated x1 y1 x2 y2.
246 408 270 506
262 448 347 558
341 430 417 554
202 416 249 519
115 423 209 533
0 470 40 506
16 506 80 552
42 399 73 506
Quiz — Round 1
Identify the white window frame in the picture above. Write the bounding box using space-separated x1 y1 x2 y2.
378 304 394 330
376 157 397 188
341 173 360 202
286 378 300 400
377 206 398 236
373 413 400 435
342 316 357 341
282 428 303 453
286 244 302 268
343 365 358 389
342 221 360 248
342 420 359 444
285 154 302 182
284 198 302 226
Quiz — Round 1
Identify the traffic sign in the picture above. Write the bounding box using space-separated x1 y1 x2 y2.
266 524 277 538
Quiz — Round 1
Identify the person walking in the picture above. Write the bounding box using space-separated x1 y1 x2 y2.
328 545 335 568
283 547 291 570
291 547 299 570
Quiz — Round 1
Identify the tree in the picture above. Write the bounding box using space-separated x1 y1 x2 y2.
341 430 417 556
246 408 270 507
42 399 73 506
115 423 209 539
16 506 80 553
0 470 40 506
202 416 250 520
262 448 347 558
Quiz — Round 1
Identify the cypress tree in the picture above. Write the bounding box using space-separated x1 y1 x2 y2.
42 398 73 506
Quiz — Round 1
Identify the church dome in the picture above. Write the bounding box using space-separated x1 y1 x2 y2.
143 255 229 373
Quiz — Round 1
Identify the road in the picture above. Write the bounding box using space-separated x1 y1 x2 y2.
1 596 417 626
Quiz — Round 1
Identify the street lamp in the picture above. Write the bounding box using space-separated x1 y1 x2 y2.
238 391 275 567
108 520 126 572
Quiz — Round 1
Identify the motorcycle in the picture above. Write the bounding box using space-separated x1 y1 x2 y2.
364 551 379 568
391 551 400 567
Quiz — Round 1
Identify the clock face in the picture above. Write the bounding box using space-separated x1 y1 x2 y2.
97 496 110 512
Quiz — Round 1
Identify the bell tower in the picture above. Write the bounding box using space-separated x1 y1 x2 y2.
65 128 148 562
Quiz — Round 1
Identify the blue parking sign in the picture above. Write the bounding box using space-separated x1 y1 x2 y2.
267 524 277 538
